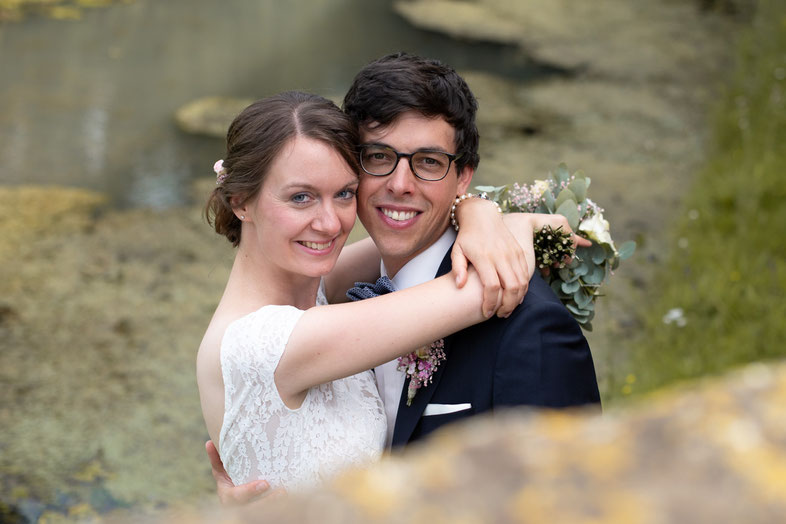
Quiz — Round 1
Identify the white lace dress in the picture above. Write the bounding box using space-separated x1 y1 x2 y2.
218 287 387 491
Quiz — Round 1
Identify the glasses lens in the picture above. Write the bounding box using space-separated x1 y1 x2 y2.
360 145 397 176
412 151 451 180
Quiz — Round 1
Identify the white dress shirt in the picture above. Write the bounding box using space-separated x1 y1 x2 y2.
375 228 457 448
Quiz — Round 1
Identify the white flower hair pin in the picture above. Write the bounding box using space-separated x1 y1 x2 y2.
214 159 228 185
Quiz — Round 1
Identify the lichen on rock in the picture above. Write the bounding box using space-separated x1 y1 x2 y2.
152 361 786 523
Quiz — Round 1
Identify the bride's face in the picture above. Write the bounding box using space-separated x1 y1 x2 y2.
243 136 359 278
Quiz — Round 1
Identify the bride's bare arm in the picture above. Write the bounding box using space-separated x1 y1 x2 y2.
323 236 380 304
323 209 579 309
275 270 489 402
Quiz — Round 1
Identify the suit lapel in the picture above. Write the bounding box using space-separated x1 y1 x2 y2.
391 248 455 447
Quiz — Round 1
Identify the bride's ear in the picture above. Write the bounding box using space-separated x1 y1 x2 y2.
230 196 248 222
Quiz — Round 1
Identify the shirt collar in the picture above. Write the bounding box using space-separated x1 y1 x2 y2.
380 228 456 290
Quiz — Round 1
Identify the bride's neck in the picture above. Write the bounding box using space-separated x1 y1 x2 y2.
225 245 321 311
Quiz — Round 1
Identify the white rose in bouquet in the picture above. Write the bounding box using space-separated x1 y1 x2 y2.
579 212 615 250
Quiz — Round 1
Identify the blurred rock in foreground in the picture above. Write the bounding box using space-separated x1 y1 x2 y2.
148 360 786 523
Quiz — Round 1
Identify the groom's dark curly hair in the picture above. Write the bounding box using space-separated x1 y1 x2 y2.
342 52 480 173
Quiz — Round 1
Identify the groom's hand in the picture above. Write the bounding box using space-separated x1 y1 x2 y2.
205 440 284 507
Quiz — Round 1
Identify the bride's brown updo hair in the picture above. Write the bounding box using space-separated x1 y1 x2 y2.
205 91 360 246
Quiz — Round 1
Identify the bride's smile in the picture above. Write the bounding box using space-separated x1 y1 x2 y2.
237 135 359 280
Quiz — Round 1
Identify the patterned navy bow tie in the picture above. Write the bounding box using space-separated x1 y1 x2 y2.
346 276 397 301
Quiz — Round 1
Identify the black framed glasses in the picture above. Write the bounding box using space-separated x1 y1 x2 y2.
359 144 462 181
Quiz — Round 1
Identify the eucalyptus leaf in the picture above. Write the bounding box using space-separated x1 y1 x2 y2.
554 188 577 210
568 178 587 202
575 245 592 261
584 263 606 285
573 262 590 276
562 280 581 294
558 267 580 283
583 322 593 332
550 280 564 297
589 243 607 265
574 287 592 308
611 256 620 271
556 200 580 230
474 185 502 193
582 297 595 311
565 303 591 317
543 189 556 213
554 164 570 185
618 240 636 260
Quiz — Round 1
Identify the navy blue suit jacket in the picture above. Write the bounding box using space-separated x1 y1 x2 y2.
391 249 601 447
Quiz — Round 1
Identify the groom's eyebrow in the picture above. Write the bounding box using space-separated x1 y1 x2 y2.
362 141 451 152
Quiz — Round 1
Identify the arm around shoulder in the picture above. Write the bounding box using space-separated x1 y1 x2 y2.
276 271 492 402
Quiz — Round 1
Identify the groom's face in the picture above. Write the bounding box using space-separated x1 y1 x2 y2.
356 111 473 276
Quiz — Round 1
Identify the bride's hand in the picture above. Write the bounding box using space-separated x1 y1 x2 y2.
451 198 529 318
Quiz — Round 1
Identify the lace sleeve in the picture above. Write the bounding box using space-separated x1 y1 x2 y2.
218 305 305 485
217 299 386 490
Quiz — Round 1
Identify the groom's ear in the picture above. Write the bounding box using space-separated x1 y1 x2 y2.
456 166 474 194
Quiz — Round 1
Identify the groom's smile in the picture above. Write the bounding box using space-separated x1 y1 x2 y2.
378 205 421 226
357 111 473 277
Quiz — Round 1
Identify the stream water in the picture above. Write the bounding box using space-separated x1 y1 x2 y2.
0 2 552 522
0 0 542 209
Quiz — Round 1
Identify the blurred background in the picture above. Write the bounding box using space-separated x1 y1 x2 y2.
1 0 783 522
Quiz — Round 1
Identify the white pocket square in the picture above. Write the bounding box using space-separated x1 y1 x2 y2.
423 403 472 416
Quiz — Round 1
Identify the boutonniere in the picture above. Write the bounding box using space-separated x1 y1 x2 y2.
397 339 446 406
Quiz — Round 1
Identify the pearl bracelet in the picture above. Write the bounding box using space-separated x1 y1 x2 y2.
450 192 503 232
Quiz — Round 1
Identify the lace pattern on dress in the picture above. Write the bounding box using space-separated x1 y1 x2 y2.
218 284 386 491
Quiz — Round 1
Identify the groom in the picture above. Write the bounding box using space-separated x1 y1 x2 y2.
208 52 600 502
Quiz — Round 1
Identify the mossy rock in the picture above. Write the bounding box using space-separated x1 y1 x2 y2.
174 96 255 139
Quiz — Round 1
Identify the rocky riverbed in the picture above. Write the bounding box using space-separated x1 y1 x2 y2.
0 1 744 521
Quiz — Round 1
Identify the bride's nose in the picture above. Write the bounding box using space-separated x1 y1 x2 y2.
311 201 341 235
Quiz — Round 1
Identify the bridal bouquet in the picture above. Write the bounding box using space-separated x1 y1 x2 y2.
476 164 635 331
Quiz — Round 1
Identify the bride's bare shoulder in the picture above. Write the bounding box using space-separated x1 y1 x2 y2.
198 310 240 361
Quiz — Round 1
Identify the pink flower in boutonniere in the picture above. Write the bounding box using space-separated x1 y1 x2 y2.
397 339 446 406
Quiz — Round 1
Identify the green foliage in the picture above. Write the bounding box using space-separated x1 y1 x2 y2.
479 164 636 331
611 0 786 400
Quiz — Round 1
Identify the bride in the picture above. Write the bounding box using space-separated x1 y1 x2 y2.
196 91 559 491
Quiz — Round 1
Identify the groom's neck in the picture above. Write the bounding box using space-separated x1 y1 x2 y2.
380 233 449 280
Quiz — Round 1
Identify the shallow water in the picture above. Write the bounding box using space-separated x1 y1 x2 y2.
0 0 541 209
0 2 734 522
0 2 548 521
